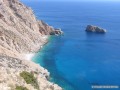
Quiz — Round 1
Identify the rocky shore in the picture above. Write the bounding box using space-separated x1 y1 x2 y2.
0 0 62 90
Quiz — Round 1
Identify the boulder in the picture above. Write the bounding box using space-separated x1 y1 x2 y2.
86 25 106 33
50 28 63 35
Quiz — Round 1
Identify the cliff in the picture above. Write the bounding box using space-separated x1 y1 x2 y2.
0 0 62 90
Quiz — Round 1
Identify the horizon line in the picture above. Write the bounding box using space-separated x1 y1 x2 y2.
21 0 120 2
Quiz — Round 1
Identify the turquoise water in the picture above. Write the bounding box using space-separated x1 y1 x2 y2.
22 1 120 90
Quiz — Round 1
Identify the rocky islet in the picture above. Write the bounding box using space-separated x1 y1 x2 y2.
86 25 107 33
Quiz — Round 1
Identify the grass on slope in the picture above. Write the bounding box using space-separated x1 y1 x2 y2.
16 86 28 90
20 71 39 90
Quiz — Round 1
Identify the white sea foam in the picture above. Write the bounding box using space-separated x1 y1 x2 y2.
26 53 35 60
21 53 35 61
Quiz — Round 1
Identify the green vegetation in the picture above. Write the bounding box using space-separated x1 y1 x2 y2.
16 86 28 90
20 71 39 90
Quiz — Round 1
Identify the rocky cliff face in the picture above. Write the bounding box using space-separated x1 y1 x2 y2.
0 55 62 90
0 0 62 56
0 0 62 90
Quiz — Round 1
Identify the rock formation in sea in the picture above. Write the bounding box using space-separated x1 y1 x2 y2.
50 28 63 35
0 0 62 90
86 25 107 33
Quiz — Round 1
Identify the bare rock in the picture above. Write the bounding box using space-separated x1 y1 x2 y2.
86 25 107 33
0 0 63 54
0 0 62 90
50 28 63 35
0 55 62 90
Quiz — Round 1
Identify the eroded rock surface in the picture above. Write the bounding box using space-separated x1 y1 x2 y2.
0 0 62 90
0 56 62 90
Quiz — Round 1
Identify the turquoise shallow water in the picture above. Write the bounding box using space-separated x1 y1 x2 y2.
22 1 120 90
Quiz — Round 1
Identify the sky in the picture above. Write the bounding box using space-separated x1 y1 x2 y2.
44 0 120 1
22 0 120 2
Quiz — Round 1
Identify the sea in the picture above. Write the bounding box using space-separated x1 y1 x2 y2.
21 1 120 90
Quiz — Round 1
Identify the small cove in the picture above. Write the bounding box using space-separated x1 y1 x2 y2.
21 1 120 90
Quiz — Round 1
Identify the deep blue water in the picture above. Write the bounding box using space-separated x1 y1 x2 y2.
22 1 120 90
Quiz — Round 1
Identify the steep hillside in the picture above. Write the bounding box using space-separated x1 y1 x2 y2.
0 0 62 90
0 0 62 56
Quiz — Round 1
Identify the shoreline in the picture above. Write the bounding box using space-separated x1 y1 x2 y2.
0 0 63 89
31 35 74 90
20 35 63 90
21 35 49 61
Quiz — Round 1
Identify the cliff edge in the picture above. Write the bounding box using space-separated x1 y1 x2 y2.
0 0 62 90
